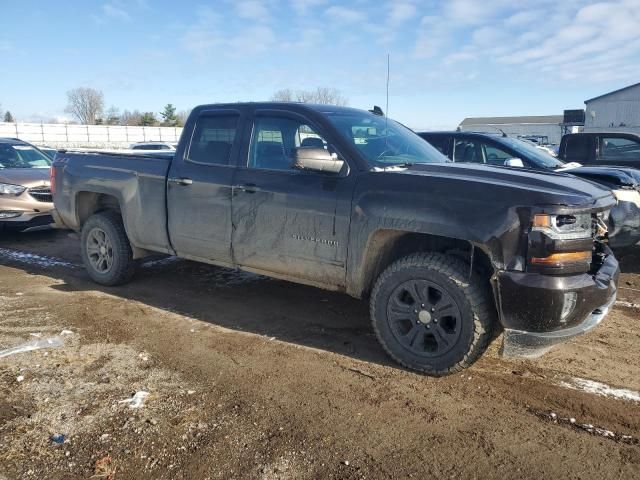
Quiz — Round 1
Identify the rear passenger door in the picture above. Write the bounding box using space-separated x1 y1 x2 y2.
166 110 244 264
230 110 353 287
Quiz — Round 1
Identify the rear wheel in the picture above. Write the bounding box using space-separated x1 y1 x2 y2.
81 211 135 286
370 252 495 375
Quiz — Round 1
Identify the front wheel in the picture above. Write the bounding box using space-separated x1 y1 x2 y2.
81 211 135 286
370 252 495 376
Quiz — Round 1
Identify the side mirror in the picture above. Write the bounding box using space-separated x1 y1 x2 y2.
294 148 344 174
504 157 524 168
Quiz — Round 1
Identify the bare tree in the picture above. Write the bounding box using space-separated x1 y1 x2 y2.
270 87 348 105
176 109 191 127
64 87 104 125
311 87 347 106
270 88 295 102
104 106 120 125
120 110 143 126
295 89 316 103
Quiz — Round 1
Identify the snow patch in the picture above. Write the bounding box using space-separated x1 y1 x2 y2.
535 410 636 444
141 256 182 268
0 336 64 359
0 248 78 269
118 391 149 409
560 377 640 402
615 300 639 309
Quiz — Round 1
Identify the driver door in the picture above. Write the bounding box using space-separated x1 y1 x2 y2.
231 111 354 287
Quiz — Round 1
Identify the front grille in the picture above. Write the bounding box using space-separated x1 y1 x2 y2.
28 187 53 203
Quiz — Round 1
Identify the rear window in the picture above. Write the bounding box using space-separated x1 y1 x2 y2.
187 114 239 165
420 134 449 155
564 135 589 161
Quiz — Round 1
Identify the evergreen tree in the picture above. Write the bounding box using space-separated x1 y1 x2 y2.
160 103 177 126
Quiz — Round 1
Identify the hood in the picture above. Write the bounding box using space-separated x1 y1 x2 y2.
0 168 51 188
561 165 640 189
400 162 615 209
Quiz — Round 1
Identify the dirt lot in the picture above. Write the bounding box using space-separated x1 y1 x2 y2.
0 230 639 480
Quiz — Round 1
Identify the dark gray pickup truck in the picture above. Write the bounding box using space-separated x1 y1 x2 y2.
52 103 619 375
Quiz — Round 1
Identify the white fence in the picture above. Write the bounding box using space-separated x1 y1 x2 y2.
0 122 184 149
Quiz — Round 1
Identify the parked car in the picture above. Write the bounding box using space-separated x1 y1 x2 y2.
129 142 176 151
0 138 54 231
38 146 58 160
52 103 619 375
559 132 640 168
418 131 640 248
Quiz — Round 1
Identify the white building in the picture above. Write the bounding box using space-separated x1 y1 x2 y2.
458 115 564 145
584 82 640 134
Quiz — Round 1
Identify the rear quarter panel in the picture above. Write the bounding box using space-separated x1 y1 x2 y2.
54 153 172 253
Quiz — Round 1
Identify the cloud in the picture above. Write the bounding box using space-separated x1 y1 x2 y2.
443 0 508 25
413 16 448 58
497 0 640 75
234 0 271 21
389 2 417 25
407 0 640 86
291 0 327 15
101 2 131 22
324 6 366 24
182 6 276 60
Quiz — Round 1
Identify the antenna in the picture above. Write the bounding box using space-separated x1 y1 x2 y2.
386 53 390 119
385 53 390 149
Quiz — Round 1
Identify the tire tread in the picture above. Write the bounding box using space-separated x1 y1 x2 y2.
370 252 495 376
81 211 135 286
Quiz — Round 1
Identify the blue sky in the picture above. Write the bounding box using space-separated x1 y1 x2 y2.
1 0 639 129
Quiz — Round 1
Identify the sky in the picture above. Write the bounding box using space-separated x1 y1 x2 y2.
1 0 639 129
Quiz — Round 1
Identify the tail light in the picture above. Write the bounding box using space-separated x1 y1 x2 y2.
50 165 56 195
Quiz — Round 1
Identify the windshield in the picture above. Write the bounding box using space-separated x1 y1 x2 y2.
0 144 52 169
326 112 448 169
499 137 565 169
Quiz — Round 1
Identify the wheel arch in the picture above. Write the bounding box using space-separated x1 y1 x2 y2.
76 191 122 228
351 229 495 299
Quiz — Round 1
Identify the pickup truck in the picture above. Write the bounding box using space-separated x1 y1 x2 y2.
560 132 640 168
52 103 619 375
419 131 640 248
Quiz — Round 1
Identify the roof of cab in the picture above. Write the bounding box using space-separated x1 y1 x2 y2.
193 102 371 116
0 137 28 145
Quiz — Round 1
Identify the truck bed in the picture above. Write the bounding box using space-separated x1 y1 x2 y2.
53 151 173 254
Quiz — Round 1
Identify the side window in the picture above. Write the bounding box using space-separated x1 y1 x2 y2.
599 137 640 162
249 116 328 171
423 136 449 155
483 144 513 166
453 139 483 163
564 135 589 161
188 114 239 165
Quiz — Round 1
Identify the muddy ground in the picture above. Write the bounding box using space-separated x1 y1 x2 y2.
0 229 639 479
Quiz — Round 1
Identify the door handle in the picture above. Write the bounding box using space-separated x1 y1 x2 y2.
168 177 193 186
234 183 259 193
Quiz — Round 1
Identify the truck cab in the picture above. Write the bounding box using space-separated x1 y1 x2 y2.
560 132 640 168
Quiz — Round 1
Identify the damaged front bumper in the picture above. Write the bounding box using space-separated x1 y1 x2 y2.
497 246 619 357
608 189 640 248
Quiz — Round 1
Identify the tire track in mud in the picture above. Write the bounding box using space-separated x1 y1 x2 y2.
2 245 640 453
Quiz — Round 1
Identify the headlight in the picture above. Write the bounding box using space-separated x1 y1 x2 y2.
528 212 594 274
0 183 27 195
532 213 592 240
